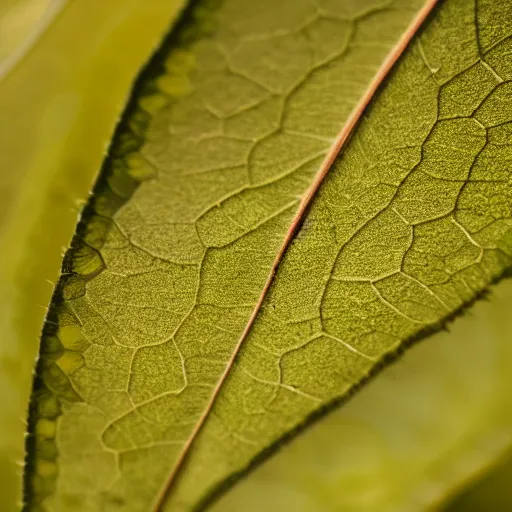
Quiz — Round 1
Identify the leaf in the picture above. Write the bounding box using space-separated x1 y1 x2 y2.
24 0 512 511
444 445 512 511
0 0 67 81
0 1 188 510
212 277 512 512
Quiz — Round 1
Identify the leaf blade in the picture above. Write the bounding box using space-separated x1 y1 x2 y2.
24 0 512 511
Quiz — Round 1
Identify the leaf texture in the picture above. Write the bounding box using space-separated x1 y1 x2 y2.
213 277 512 512
25 0 512 510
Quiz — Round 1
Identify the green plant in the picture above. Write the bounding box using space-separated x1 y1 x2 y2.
1 0 512 510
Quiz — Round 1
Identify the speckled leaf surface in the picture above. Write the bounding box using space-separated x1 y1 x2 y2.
213 278 512 512
24 0 512 511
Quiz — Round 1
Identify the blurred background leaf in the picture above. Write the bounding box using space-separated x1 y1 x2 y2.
0 0 67 81
444 448 512 511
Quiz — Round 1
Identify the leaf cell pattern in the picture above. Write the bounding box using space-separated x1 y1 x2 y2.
25 0 512 511
167 2 512 508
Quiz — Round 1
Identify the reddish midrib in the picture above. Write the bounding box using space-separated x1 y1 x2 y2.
153 0 440 509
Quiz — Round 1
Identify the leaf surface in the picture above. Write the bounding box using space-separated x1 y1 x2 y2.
213 277 512 512
25 0 512 511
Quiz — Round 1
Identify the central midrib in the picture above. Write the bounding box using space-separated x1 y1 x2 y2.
153 1 440 509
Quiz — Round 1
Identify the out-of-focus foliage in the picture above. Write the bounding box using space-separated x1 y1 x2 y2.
444 450 512 511
0 0 66 80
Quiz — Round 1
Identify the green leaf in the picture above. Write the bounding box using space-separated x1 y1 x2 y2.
212 277 512 512
0 1 188 510
24 0 512 510
0 0 66 80
444 445 512 511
